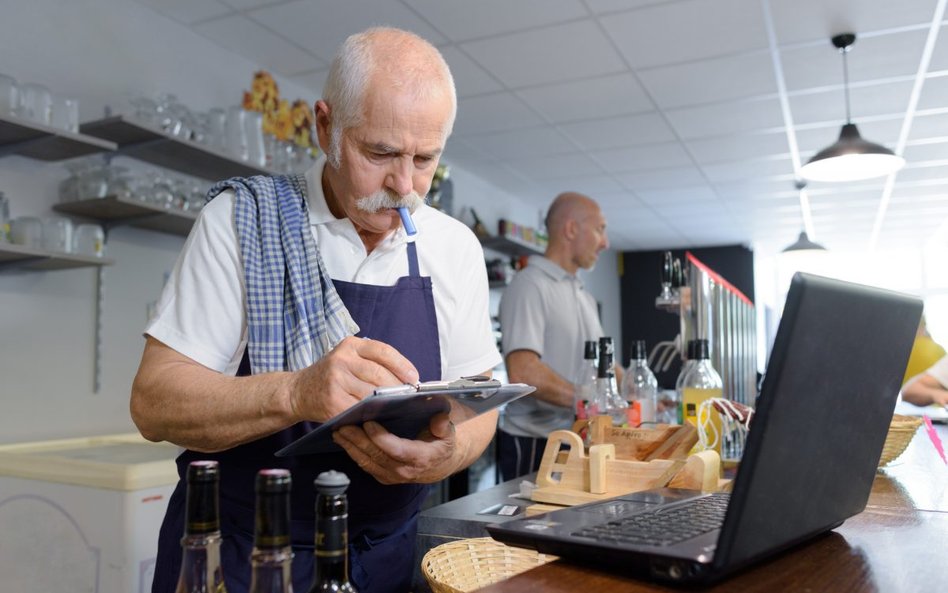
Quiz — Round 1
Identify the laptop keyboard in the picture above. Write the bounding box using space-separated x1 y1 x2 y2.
572 493 730 546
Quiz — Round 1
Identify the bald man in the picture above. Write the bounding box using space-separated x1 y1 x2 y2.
497 192 610 480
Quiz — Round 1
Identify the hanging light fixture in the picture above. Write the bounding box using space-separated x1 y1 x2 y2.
799 33 905 183
782 180 827 252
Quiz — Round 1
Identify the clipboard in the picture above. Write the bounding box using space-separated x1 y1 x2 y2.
275 377 535 456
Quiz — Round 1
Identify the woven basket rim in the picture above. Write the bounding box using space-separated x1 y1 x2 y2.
422 537 556 593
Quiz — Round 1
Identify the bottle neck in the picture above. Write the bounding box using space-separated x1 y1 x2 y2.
313 495 351 587
249 549 294 593
177 534 226 592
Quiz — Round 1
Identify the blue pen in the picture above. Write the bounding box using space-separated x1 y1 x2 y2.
397 206 417 236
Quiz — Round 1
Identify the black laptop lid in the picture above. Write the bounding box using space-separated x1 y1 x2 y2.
714 273 922 570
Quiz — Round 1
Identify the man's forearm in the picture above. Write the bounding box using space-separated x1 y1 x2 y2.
131 338 298 452
505 351 574 409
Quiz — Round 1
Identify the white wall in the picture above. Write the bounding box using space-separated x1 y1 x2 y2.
0 0 623 444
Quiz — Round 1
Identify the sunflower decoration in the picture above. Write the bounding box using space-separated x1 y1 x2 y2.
290 99 316 151
242 70 279 115
243 71 316 153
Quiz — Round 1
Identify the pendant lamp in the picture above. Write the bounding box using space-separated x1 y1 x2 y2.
782 181 827 253
799 33 905 183
782 230 826 252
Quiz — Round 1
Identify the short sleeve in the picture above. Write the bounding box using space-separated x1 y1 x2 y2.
499 270 548 358
145 192 247 374
925 355 948 387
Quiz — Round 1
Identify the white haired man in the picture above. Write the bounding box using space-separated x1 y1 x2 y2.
133 28 499 593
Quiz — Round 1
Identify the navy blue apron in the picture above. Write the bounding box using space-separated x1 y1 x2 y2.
153 241 441 593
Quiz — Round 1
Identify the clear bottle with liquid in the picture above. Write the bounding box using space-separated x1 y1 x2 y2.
669 339 698 424
574 340 598 420
249 469 294 593
621 340 658 427
593 336 629 426
307 471 357 593
175 460 228 593
678 339 724 451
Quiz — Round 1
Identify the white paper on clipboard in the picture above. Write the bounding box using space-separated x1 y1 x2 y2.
275 381 535 456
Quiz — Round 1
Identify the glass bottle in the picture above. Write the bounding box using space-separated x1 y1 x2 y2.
574 340 598 420
176 460 227 593
307 471 357 593
621 340 658 427
670 339 698 424
679 339 724 452
593 336 628 426
249 469 294 593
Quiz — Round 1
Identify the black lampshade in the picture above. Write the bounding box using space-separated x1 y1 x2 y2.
800 123 905 182
782 231 827 253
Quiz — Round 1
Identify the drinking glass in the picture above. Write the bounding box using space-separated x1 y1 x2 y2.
17 83 52 125
0 73 17 116
73 223 105 257
51 94 79 133
42 216 73 253
244 111 266 167
10 216 43 248
226 106 249 161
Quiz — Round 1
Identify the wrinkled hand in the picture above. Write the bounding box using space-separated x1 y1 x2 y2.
331 413 459 485
289 336 419 423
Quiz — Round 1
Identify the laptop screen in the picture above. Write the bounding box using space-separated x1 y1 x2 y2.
714 272 922 570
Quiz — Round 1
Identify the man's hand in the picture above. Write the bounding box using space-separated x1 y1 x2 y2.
331 413 460 484
289 336 420 423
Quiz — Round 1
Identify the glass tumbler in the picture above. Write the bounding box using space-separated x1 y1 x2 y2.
73 223 105 257
42 216 73 253
10 216 43 248
51 94 79 133
17 82 52 125
0 73 18 116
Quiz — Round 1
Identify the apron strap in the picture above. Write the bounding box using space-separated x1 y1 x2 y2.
407 241 420 277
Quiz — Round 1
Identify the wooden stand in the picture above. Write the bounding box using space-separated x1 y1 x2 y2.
529 420 728 509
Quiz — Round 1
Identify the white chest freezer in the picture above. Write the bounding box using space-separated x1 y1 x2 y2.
0 433 180 593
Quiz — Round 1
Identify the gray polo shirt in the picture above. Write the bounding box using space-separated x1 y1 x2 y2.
498 255 604 438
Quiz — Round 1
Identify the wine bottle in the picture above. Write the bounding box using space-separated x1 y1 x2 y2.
469 207 490 238
593 336 628 426
621 340 658 427
176 460 228 593
574 340 598 420
679 339 724 453
307 471 357 592
249 469 294 593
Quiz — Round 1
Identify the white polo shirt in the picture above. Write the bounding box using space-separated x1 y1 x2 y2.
146 159 501 379
498 255 604 437
925 355 948 387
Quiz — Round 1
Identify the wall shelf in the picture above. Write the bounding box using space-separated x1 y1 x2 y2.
0 114 117 161
480 235 544 258
0 243 114 271
80 115 274 181
53 195 198 237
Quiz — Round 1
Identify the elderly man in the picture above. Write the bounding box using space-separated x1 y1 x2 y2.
497 192 610 481
131 28 500 593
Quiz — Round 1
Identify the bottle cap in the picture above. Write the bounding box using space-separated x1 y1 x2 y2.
315 470 350 495
631 339 647 360
695 339 710 360
584 340 598 360
187 460 219 482
256 468 291 493
686 339 698 360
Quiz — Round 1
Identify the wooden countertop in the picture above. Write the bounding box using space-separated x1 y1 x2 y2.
475 423 948 593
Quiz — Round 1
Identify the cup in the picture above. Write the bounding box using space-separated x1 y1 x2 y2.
226 106 249 161
17 82 52 125
73 223 105 257
42 216 73 253
0 191 10 242
0 73 17 116
10 216 43 248
244 110 266 167
50 94 79 133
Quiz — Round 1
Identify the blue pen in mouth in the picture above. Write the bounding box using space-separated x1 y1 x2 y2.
397 206 417 236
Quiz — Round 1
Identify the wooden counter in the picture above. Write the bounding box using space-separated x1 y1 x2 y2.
475 423 948 593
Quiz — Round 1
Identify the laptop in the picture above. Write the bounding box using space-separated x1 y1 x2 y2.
487 272 923 585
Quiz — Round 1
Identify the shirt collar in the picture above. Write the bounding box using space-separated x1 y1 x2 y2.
303 156 416 244
528 255 574 281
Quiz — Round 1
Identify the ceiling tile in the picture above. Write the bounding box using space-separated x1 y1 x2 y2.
770 0 937 46
558 112 676 150
220 0 286 9
453 92 543 135
516 73 653 123
908 112 948 142
600 0 767 69
686 131 791 164
929 24 948 72
136 0 233 24
193 14 319 76
534 174 624 195
894 163 948 183
462 126 578 159
247 0 446 60
902 140 948 163
779 29 928 92
638 51 777 109
701 156 795 183
586 0 677 14
636 185 719 204
438 46 503 97
665 97 785 139
508 152 606 180
443 137 495 163
788 79 913 126
590 141 694 173
460 21 627 88
403 0 587 41
917 74 948 111
615 166 707 190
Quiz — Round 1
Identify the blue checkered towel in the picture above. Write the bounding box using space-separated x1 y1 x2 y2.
206 174 359 373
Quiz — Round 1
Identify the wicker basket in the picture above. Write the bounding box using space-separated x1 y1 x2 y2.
421 537 557 593
879 414 923 467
